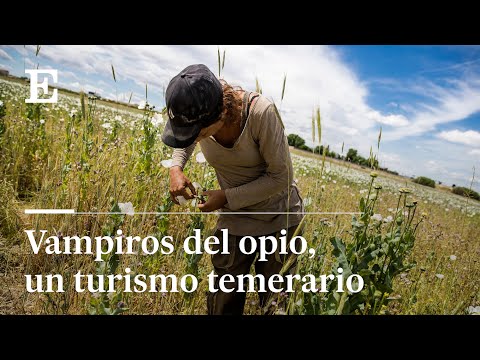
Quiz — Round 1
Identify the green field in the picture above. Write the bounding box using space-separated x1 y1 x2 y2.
1 77 479 315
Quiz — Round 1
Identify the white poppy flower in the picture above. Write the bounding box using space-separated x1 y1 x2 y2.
176 195 187 206
192 182 203 190
118 202 135 216
161 159 173 168
467 306 480 315
383 215 393 223
371 214 383 222
151 113 164 127
40 119 45 124
138 101 146 110
102 122 112 129
196 152 206 163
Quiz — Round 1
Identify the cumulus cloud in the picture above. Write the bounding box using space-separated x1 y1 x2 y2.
0 49 13 62
383 79 480 141
437 129 480 146
2 44 480 188
468 148 480 156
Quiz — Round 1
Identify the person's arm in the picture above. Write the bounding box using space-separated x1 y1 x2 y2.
171 142 196 170
169 142 197 204
224 103 294 210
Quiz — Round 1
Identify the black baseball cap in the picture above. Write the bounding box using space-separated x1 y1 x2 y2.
161 64 224 148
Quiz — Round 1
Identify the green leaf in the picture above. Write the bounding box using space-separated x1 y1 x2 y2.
330 236 353 278
359 197 366 212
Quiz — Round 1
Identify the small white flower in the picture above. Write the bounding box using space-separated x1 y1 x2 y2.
449 255 457 261
196 152 206 163
161 159 173 168
192 182 203 191
388 208 394 212
176 195 187 206
69 109 77 117
371 213 383 222
138 100 146 110
435 274 444 279
321 185 326 191
151 113 164 127
40 119 45 124
118 202 135 216
467 306 480 315
383 215 393 223
114 115 122 121
102 122 112 129
0 100 3 106
303 197 312 207
445 208 449 212
332 180 337 184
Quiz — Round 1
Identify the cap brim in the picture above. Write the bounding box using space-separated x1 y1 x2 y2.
161 116 202 148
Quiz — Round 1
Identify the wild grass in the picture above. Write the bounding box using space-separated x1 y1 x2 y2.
0 77 478 315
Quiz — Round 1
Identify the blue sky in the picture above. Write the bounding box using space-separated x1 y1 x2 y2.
1 45 479 190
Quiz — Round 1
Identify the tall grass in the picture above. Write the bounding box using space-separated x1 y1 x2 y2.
0 75 478 315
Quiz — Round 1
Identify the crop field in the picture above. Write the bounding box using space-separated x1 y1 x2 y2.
0 77 479 315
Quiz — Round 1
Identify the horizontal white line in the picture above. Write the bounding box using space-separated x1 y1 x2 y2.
25 210 361 215
24 209 75 214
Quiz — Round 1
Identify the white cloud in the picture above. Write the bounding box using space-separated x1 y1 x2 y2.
366 110 409 127
3 45 480 189
437 129 480 146
383 79 480 141
469 149 480 156
0 49 13 61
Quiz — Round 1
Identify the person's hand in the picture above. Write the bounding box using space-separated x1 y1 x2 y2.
169 166 196 205
197 190 227 212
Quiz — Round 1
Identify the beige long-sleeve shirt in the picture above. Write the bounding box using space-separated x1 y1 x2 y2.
171 95 304 236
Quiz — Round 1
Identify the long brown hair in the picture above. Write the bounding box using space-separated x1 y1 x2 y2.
219 79 243 125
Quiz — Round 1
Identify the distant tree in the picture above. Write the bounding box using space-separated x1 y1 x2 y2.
413 176 436 188
287 134 305 149
346 148 358 162
299 144 312 152
314 145 324 155
452 187 480 201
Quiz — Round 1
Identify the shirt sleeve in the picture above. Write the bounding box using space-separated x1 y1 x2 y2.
171 142 196 170
224 103 294 210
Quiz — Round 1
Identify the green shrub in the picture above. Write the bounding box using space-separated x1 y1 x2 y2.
452 186 480 201
413 176 436 188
